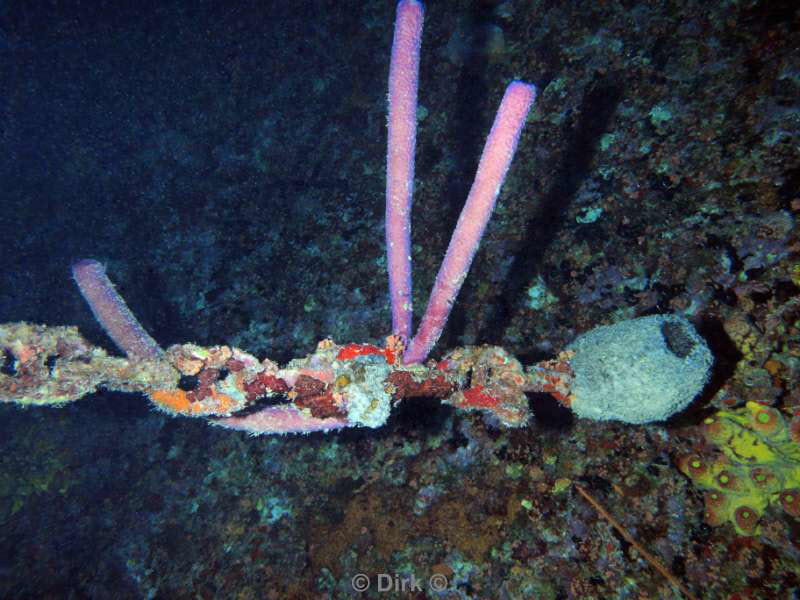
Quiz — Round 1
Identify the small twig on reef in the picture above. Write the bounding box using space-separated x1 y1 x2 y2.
574 483 698 600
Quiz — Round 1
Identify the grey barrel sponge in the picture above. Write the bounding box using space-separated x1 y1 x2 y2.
565 314 713 424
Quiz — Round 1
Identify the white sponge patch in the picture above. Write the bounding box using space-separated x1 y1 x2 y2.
566 315 713 424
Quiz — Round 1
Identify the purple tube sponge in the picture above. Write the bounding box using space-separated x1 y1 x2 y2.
72 259 163 359
385 0 424 341
403 82 536 364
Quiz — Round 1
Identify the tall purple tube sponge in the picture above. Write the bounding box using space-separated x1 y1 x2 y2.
403 82 536 364
385 0 423 342
72 259 163 359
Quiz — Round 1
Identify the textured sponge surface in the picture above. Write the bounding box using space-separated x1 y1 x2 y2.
566 315 713 424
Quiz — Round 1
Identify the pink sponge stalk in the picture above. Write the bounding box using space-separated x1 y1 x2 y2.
385 0 424 341
72 259 163 359
214 405 349 435
403 81 536 364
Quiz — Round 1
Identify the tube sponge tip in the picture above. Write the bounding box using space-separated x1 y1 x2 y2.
72 259 163 360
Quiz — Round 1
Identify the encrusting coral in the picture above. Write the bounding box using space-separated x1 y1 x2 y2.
678 401 800 535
